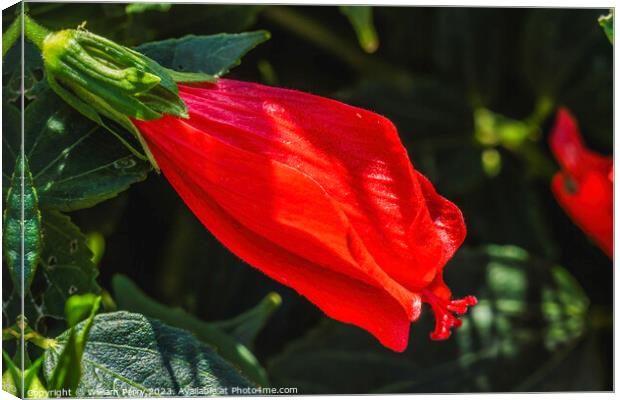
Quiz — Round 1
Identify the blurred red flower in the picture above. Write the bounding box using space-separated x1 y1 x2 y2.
133 79 476 351
549 108 613 258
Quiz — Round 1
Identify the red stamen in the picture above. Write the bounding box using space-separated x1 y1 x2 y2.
422 290 477 340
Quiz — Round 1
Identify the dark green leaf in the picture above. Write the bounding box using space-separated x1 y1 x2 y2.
340 6 379 53
136 31 270 77
37 210 100 320
112 274 269 386
3 156 42 296
19 90 150 211
44 311 254 396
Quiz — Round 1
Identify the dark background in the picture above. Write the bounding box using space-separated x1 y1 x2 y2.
4 3 614 393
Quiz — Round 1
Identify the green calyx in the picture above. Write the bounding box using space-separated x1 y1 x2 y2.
41 28 191 170
42 29 188 120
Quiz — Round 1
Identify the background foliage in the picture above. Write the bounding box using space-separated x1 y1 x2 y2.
2 3 612 395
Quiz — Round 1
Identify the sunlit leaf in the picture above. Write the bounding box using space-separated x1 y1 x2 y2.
44 312 254 396
136 31 270 77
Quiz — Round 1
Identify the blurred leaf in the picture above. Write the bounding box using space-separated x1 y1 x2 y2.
136 31 270 77
112 274 270 386
598 10 613 44
211 292 282 350
18 90 150 212
44 311 254 396
65 293 100 328
340 6 379 53
47 296 100 394
125 3 171 14
268 245 589 393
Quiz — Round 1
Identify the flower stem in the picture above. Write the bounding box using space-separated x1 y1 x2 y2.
2 16 21 59
23 14 50 51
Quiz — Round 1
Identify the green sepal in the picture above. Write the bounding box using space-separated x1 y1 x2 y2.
165 68 217 84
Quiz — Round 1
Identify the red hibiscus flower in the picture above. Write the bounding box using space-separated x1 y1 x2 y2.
132 79 476 352
549 108 613 258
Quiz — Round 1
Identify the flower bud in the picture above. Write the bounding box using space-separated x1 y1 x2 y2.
42 28 188 123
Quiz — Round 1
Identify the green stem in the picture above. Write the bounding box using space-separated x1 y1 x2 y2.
23 14 50 51
262 6 414 89
2 16 21 59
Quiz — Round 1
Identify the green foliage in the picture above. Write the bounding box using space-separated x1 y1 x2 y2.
2 6 611 394
340 6 379 53
44 312 254 396
136 31 271 77
3 156 42 296
112 274 272 386
46 295 101 394
18 89 151 211
268 245 591 393
2 350 48 398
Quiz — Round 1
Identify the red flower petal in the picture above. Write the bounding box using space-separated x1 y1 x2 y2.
549 108 613 258
133 79 474 350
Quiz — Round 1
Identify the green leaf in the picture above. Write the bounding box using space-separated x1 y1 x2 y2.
268 245 590 393
598 10 613 44
3 39 47 103
44 311 254 396
3 156 43 296
37 210 100 320
136 31 270 77
47 296 101 394
340 6 379 53
211 292 281 350
125 2 171 14
112 274 270 386
19 89 150 211
65 293 101 328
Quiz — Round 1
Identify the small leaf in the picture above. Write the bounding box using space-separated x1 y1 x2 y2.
340 6 379 53
598 10 613 44
3 156 42 296
112 274 269 386
136 31 270 77
43 311 254 396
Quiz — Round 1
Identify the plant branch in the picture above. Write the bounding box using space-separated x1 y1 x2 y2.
23 14 50 51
